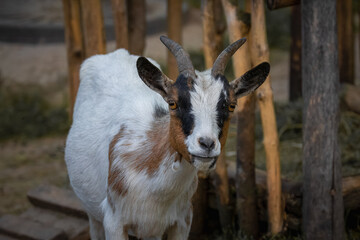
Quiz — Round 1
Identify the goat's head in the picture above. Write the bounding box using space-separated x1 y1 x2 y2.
137 36 269 173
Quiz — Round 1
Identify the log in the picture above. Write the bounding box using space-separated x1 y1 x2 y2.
250 0 283 234
221 0 259 237
80 0 106 58
226 163 360 231
128 0 146 55
267 0 300 10
302 0 344 239
62 0 84 118
166 0 182 79
111 0 129 50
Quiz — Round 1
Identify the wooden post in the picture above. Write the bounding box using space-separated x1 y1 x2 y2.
128 0 146 55
289 5 302 101
80 0 106 58
250 0 283 234
302 0 344 239
337 0 354 84
203 0 231 230
166 0 182 79
111 0 129 50
222 0 259 237
203 0 219 67
267 0 300 10
62 0 84 118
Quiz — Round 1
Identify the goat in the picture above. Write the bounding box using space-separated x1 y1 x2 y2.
65 36 270 240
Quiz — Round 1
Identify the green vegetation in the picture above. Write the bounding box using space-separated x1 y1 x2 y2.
0 82 70 141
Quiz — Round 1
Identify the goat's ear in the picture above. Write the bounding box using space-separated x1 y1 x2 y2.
137 57 173 98
230 62 270 98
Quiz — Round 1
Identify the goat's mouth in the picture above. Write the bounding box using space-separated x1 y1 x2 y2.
190 155 218 174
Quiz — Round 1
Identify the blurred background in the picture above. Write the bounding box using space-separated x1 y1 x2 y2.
0 0 360 239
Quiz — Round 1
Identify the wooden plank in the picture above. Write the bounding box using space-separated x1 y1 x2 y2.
0 215 67 240
27 185 87 219
21 208 89 240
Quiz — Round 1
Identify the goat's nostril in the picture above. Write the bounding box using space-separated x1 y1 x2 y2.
198 137 215 151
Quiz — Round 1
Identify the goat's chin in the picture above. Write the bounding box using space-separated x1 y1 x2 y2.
191 156 218 177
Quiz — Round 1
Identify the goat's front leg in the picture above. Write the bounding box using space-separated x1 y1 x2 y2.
166 207 193 240
103 200 128 240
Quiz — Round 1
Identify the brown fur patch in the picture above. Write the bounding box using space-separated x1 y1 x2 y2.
220 118 231 151
108 126 128 196
169 116 191 161
117 122 176 176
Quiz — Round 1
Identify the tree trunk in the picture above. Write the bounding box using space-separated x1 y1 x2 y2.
127 0 146 55
203 0 231 230
62 0 84 118
302 0 344 239
222 0 259 237
337 0 354 84
250 0 283 234
80 0 106 58
111 0 129 50
166 0 182 79
289 5 302 101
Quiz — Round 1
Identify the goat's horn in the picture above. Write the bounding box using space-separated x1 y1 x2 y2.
160 36 196 79
211 38 247 77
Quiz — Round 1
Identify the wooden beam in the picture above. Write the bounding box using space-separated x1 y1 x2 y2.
267 0 300 10
80 0 106 58
166 0 182 79
302 0 344 239
250 0 283 234
221 0 259 237
62 0 84 118
111 0 129 50
128 0 146 55
203 0 231 230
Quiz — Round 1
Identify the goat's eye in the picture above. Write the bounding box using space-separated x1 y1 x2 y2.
169 101 178 110
228 104 236 112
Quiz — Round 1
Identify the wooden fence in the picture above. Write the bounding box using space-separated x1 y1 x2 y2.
60 0 357 239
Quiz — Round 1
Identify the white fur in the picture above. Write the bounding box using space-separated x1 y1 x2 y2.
65 49 200 240
186 70 223 158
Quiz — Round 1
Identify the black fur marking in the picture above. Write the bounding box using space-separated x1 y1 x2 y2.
234 62 270 97
216 75 231 138
174 74 194 136
153 104 169 119
137 57 167 97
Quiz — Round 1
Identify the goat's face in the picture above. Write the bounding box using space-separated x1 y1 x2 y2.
137 36 270 173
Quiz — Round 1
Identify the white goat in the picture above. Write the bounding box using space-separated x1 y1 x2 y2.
65 36 269 240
